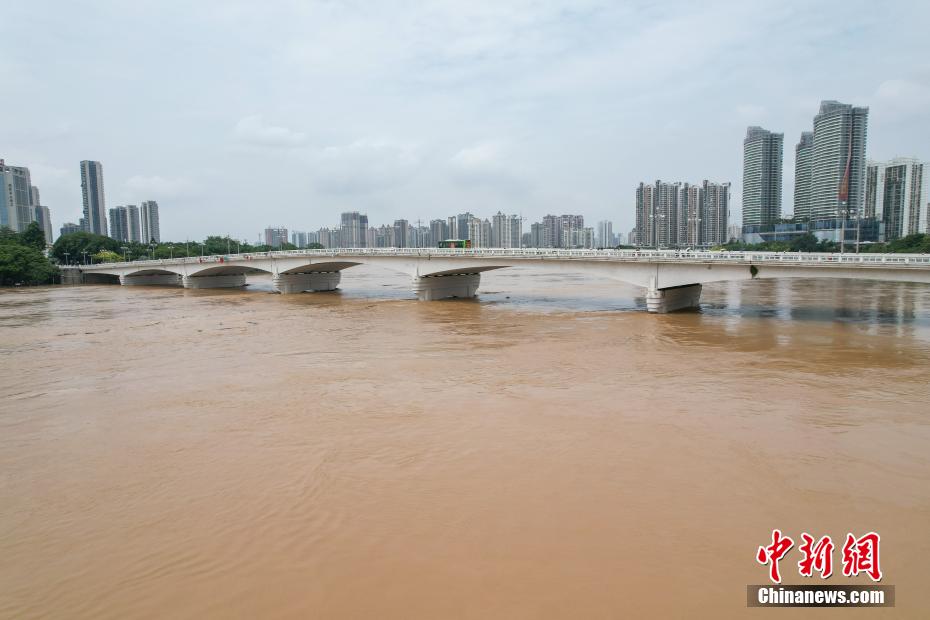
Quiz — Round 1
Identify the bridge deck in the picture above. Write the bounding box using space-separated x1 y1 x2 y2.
76 248 930 271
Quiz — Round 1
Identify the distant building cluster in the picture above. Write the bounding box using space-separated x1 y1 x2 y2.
108 201 161 244
630 99 928 248
1 157 163 246
741 100 926 246
633 180 731 248
0 159 54 243
275 211 601 249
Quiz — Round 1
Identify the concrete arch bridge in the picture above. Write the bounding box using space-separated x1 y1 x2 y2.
67 248 930 313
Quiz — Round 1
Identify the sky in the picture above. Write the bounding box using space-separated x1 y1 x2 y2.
2 0 929 242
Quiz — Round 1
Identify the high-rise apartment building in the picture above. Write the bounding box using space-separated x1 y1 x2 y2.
596 220 613 248
654 181 681 247
126 205 141 243
317 227 336 248
339 211 368 248
529 222 544 247
635 183 655 246
865 158 927 240
573 227 595 249
453 213 474 241
539 214 584 248
490 212 522 248
742 126 783 227
108 205 141 243
80 160 107 236
0 160 35 232
393 219 409 248
466 217 489 247
809 101 869 220
140 200 160 243
109 207 128 242
264 227 288 248
34 205 53 244
291 231 309 248
678 183 705 247
793 132 814 220
702 180 731 246
635 179 729 247
60 222 81 236
429 219 448 246
636 181 680 247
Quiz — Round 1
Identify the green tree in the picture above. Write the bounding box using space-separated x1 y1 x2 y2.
0 243 58 285
93 249 123 263
0 227 21 245
20 221 48 251
788 233 820 252
51 232 121 263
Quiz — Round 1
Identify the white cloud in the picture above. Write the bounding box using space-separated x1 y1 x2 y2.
873 79 930 118
234 115 308 147
736 104 767 121
125 175 196 197
308 139 421 194
449 141 526 193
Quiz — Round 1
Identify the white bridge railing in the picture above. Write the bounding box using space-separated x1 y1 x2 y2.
79 248 930 270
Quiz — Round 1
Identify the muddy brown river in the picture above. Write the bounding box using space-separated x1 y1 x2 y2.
2 266 929 618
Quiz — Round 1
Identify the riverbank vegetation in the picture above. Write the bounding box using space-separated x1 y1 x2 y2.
0 223 59 286
52 233 324 264
715 233 929 254
716 233 837 253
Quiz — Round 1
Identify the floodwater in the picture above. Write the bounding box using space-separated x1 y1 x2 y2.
2 265 929 619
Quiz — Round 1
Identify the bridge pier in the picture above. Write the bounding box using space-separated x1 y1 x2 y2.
272 272 342 294
182 274 247 289
412 273 480 301
60 268 84 285
646 283 702 313
120 273 181 286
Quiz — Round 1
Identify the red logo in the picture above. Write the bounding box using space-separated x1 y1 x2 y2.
756 529 794 584
757 530 882 583
842 532 882 582
798 533 834 579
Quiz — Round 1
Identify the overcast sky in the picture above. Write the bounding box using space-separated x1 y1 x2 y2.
2 0 929 241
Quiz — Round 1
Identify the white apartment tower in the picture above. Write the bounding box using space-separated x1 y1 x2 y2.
596 220 614 248
0 160 34 233
742 126 783 227
793 132 814 220
865 158 927 240
140 200 160 243
808 101 869 220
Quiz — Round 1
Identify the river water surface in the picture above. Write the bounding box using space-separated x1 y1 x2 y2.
2 266 929 618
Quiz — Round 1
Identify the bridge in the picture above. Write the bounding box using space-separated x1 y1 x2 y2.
66 248 930 313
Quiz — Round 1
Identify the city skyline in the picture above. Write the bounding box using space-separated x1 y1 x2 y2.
2 1 928 241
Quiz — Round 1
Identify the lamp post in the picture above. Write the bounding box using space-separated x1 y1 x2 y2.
121 246 129 262
64 252 70 265
82 251 89 265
